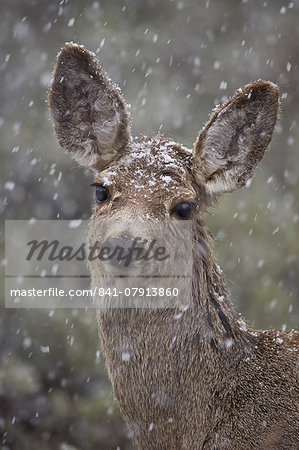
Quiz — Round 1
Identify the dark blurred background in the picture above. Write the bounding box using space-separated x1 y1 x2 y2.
0 0 298 448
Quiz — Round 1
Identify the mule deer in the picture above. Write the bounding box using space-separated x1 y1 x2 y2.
49 43 299 449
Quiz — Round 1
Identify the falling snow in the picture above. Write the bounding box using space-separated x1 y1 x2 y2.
1 1 298 448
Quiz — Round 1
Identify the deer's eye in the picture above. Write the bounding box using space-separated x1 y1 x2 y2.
91 183 109 203
171 201 197 220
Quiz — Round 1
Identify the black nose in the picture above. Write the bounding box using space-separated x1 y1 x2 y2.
102 236 139 268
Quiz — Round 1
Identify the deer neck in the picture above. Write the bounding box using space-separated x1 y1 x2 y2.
97 219 254 373
191 220 252 352
96 221 255 446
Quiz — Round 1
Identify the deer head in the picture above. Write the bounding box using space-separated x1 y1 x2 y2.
48 43 279 298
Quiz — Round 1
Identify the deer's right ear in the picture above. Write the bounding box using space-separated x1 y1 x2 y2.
48 43 130 170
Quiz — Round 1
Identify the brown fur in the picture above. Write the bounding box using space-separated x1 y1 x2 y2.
49 44 299 449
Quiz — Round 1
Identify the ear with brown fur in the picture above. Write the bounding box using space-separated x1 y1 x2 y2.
193 81 279 195
48 43 130 170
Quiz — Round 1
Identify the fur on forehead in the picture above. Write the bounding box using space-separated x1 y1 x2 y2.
96 136 194 183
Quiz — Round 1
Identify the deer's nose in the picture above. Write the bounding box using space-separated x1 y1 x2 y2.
102 236 139 268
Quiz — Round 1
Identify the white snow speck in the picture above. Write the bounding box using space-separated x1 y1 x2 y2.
216 264 223 274
161 175 172 183
213 60 221 70
179 304 190 312
4 181 15 191
245 178 252 188
269 299 277 310
23 337 32 348
287 136 294 145
68 219 82 229
67 18 75 27
43 22 52 33
276 337 283 344
286 62 292 72
102 176 112 186
224 338 234 349
194 56 201 67
173 312 183 320
238 318 247 332
51 264 58 275
148 422 154 431
121 352 131 362
40 345 50 353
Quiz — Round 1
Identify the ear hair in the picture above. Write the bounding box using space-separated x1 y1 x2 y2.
48 43 130 170
193 81 279 195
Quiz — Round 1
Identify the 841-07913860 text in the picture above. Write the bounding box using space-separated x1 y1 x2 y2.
96 287 179 297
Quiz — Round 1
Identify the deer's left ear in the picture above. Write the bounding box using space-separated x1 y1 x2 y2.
192 81 279 195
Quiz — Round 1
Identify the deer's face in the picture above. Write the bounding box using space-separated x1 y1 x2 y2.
86 138 198 279
48 43 279 266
